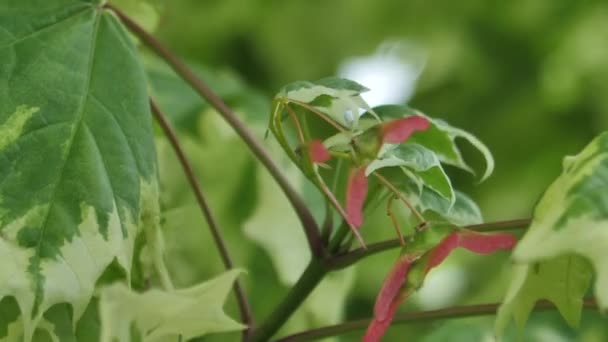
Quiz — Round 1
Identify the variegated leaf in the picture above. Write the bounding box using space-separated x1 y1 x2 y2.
0 1 160 339
275 77 375 128
497 131 608 335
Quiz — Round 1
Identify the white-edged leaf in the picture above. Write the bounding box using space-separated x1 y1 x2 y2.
276 77 375 128
433 120 495 182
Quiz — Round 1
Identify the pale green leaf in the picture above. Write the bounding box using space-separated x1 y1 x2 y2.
511 132 608 309
314 77 370 93
0 2 160 340
495 255 592 335
98 270 245 342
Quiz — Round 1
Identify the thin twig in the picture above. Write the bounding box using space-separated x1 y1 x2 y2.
287 99 347 132
275 298 598 342
386 195 405 245
316 172 367 249
327 218 532 270
108 4 324 259
150 99 255 337
321 160 345 243
374 172 426 223
285 104 306 144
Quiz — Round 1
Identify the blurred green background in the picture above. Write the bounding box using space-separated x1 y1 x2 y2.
141 0 608 341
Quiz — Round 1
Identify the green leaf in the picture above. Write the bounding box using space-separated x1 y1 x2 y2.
383 171 482 227
98 270 245 342
366 143 455 204
420 190 483 226
372 105 494 181
276 77 375 128
497 132 608 334
495 255 592 335
0 2 160 339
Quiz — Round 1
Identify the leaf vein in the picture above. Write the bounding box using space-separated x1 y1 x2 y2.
89 94 140 176
81 122 128 237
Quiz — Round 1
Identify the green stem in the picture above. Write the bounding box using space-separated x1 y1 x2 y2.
274 298 598 342
252 259 328 342
328 223 350 253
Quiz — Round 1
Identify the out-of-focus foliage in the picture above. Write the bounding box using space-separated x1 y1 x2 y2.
148 1 608 341
148 55 357 340
98 269 245 342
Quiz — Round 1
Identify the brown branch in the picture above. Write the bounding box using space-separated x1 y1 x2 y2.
275 298 598 342
150 99 254 338
327 218 532 270
108 4 324 259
